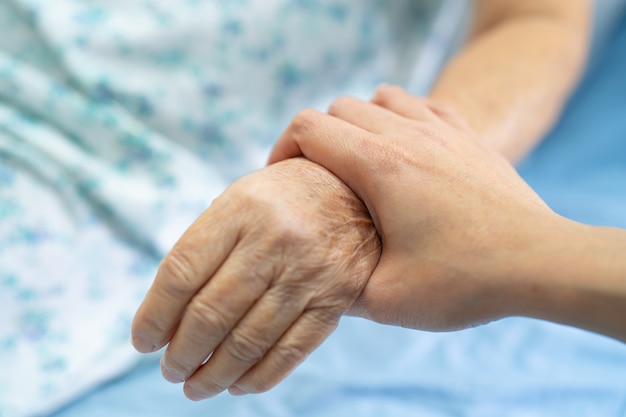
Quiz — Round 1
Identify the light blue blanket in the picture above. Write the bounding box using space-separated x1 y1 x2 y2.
51 10 626 417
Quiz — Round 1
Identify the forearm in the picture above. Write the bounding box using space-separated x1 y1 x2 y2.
508 220 626 343
429 0 591 162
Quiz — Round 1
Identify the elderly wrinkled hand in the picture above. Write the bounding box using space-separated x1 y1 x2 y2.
131 158 380 400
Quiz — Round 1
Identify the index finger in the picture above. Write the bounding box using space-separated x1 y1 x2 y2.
267 108 388 225
131 196 239 353
267 109 374 193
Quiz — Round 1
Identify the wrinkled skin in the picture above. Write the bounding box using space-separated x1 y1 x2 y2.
132 158 380 400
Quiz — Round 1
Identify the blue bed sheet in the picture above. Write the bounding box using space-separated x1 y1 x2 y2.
52 13 626 417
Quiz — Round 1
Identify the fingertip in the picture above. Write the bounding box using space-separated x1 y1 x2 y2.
184 384 209 401
268 134 303 166
130 329 154 354
161 355 185 384
228 385 248 396
130 312 159 353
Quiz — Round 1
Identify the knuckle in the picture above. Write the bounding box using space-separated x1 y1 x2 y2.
273 216 309 244
308 307 341 329
206 191 240 218
225 179 260 210
262 211 314 251
274 342 308 368
159 249 198 298
186 298 231 337
245 374 275 394
224 330 266 364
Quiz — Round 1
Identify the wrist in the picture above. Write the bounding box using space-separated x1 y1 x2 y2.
503 218 626 341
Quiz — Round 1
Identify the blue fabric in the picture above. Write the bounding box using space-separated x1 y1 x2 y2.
50 12 626 417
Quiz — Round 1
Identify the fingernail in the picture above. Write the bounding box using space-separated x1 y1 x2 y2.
185 384 208 402
131 333 156 354
229 385 248 396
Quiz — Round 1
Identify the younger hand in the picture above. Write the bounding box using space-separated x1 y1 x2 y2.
270 85 562 331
